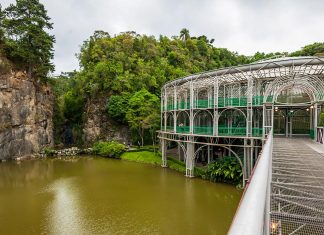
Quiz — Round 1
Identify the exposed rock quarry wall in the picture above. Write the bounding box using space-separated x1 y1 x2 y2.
83 97 130 145
0 69 54 159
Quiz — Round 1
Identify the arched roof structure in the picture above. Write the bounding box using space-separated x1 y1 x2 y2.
159 56 324 179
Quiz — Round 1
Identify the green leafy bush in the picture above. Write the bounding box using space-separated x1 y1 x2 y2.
43 147 56 157
93 141 127 158
204 157 243 184
106 93 131 124
319 113 324 126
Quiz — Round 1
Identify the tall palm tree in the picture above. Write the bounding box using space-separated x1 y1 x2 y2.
180 28 190 42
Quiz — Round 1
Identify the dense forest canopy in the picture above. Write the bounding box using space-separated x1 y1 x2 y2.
52 29 324 145
1 1 324 146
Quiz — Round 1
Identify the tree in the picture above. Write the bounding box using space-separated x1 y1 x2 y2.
290 42 324 57
126 89 160 146
180 28 190 41
106 93 131 124
63 90 85 125
3 0 55 78
0 5 4 44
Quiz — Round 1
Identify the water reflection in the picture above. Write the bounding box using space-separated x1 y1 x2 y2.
45 178 89 235
0 158 241 235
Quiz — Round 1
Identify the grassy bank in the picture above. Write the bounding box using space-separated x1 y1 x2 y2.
121 151 162 165
120 151 206 177
167 157 186 174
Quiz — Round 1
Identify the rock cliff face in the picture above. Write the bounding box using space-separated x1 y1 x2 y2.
0 64 54 159
83 97 130 145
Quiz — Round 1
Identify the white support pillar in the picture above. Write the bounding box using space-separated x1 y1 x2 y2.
250 139 254 172
186 141 195 177
247 78 254 137
173 87 177 132
314 103 319 140
163 89 167 131
178 144 181 161
189 82 194 134
207 145 211 164
161 91 164 131
213 77 219 136
263 103 273 139
244 139 250 181
161 139 167 167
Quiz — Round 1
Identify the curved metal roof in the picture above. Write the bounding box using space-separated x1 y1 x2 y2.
163 56 324 89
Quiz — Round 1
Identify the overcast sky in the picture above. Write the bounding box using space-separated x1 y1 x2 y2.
2 0 324 74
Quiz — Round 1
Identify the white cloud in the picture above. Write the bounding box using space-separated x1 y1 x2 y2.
2 0 324 73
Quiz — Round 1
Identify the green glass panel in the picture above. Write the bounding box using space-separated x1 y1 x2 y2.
309 129 315 139
195 99 209 108
177 102 190 109
252 128 263 137
176 126 190 133
218 127 246 136
218 99 225 107
193 126 213 135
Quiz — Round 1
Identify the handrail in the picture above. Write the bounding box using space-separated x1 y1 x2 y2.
228 131 273 235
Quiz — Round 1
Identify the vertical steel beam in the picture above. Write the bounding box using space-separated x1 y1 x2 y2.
213 77 219 136
190 81 194 134
247 78 254 137
315 103 319 140
173 87 177 132
163 89 167 131
161 89 164 131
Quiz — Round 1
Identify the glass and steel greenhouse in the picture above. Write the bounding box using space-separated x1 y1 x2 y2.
158 56 324 183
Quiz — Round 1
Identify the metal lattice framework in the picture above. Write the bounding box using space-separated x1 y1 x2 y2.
158 56 324 184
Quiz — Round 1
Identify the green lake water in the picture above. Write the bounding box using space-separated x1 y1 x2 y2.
0 157 241 235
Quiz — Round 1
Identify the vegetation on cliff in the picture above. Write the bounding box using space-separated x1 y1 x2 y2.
51 28 324 146
1 1 324 148
0 0 55 78
49 30 252 146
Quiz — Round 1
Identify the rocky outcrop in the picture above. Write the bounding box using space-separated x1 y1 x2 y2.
83 97 130 145
40 147 93 157
0 62 54 160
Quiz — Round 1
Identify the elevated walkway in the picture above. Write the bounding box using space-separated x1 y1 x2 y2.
229 136 324 235
270 138 324 235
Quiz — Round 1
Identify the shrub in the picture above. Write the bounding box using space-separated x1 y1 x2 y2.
92 141 127 158
319 113 324 126
204 157 243 185
43 147 56 157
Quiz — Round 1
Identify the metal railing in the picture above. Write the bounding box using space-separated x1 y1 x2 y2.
163 126 263 137
163 96 271 111
228 131 273 235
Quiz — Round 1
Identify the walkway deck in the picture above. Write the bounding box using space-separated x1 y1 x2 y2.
271 138 324 235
